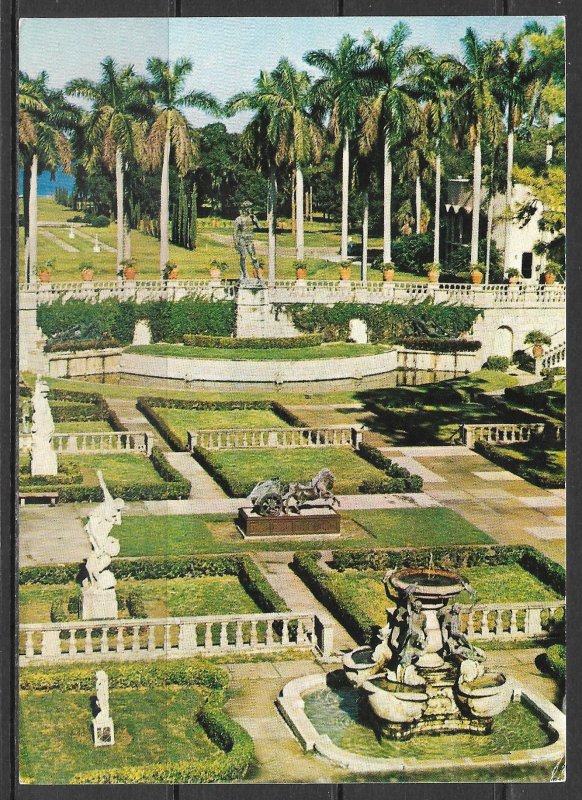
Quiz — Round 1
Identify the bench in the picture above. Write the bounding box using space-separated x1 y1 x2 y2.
19 492 59 507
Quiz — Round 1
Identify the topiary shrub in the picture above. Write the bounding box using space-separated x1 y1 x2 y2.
483 355 510 371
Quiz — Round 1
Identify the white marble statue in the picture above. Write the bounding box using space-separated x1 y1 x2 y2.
95 670 110 721
30 375 58 476
83 470 123 591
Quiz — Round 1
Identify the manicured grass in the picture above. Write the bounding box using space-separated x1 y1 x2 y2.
19 686 217 784
112 508 490 557
127 342 391 360
198 446 386 496
152 407 290 449
60 453 165 486
349 507 493 547
19 575 261 624
483 442 565 487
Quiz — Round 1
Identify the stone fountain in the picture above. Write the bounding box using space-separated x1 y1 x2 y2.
342 565 512 740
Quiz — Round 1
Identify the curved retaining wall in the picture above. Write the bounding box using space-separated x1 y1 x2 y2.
119 350 400 384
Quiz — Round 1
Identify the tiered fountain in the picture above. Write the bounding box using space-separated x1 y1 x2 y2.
342 565 512 740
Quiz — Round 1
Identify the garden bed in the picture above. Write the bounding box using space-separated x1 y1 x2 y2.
126 342 391 360
474 440 565 489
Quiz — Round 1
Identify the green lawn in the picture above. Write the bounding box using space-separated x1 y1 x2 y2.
152 407 291 450
59 453 165 486
199 446 386 496
111 508 491 557
19 686 218 784
127 342 391 360
19 575 261 624
483 442 565 488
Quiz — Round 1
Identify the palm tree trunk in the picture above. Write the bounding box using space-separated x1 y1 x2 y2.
433 152 441 265
296 160 304 261
159 123 171 275
341 129 349 260
291 171 296 235
415 175 422 235
267 165 277 287
485 193 494 285
309 185 313 222
124 214 132 262
23 161 31 241
114 147 124 276
470 137 482 266
382 137 392 264
503 125 514 276
361 189 369 285
29 153 38 282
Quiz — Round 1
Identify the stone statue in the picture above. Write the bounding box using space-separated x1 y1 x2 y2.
30 375 58 476
438 603 485 662
399 598 428 666
233 200 260 280
93 670 115 746
81 471 123 620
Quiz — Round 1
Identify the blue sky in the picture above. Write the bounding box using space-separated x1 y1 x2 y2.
20 15 562 132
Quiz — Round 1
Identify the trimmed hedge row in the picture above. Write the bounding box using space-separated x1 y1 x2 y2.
546 643 565 683
473 440 564 489
293 544 565 645
504 379 565 421
183 333 325 349
20 658 229 692
44 338 120 353
394 337 482 353
358 442 423 493
46 388 126 431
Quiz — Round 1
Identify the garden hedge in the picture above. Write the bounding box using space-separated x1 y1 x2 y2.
394 337 482 353
44 338 121 353
545 643 565 683
44 388 126 431
183 333 325 349
358 442 423 493
473 440 564 489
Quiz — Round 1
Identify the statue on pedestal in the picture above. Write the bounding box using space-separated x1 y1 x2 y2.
233 200 261 281
93 670 115 746
30 375 58 476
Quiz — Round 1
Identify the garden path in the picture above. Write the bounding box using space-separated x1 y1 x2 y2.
73 227 117 253
164 451 226 500
106 397 171 448
203 230 338 261
38 229 79 253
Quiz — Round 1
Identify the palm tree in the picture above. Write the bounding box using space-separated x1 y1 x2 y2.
305 35 370 260
19 71 77 282
447 29 504 266
361 23 428 264
146 57 220 274
67 58 151 276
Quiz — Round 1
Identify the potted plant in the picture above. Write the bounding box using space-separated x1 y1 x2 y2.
38 259 54 283
293 260 307 280
507 268 520 285
79 261 94 281
470 263 484 285
382 262 396 282
543 261 560 285
524 330 552 359
209 259 228 280
339 261 352 281
424 262 440 283
164 260 179 281
121 258 137 280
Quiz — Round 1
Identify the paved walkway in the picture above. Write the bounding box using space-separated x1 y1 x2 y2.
163 451 226 500
74 227 117 252
38 228 79 253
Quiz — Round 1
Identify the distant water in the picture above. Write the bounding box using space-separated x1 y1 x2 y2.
18 167 75 197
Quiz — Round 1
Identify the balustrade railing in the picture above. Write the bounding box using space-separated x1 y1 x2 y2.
461 600 564 640
461 422 564 448
18 611 334 665
20 278 236 303
188 426 361 451
19 430 153 456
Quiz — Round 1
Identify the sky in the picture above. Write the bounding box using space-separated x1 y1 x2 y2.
20 15 563 133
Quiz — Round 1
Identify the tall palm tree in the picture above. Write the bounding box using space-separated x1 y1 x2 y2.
226 70 282 286
19 71 77 282
305 34 370 260
67 58 151 276
447 29 504 266
361 23 428 264
146 57 220 274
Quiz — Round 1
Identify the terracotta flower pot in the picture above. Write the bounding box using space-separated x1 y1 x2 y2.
167 268 178 280
508 275 519 285
210 268 221 280
383 268 395 282
38 271 51 283
470 269 483 285
544 272 556 285
123 266 137 280
427 270 440 284
80 269 94 281
295 267 307 280
340 267 351 281
532 343 544 358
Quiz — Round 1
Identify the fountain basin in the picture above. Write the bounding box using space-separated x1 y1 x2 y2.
363 677 429 724
390 567 464 605
343 646 383 686
456 673 513 719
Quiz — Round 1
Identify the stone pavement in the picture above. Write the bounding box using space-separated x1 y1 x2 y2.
163 451 226 500
106 397 170 448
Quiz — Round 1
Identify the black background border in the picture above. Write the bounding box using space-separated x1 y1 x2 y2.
1 2 579 799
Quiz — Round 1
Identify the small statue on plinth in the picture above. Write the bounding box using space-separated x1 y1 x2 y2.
247 469 339 516
93 670 115 746
81 471 124 620
233 200 261 283
30 375 58 476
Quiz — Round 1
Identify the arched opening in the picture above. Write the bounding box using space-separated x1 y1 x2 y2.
494 326 514 359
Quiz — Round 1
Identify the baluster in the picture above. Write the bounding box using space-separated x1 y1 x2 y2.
250 620 258 647
25 631 34 658
85 628 93 655
332 429 338 446
100 626 109 653
509 609 518 635
480 610 489 637
220 622 229 649
265 620 274 647
205 623 213 649
164 624 172 652
116 626 125 653
296 619 305 645
68 629 77 656
148 625 156 651
132 626 140 652
495 610 503 635
466 611 475 639
235 620 244 648
281 619 290 645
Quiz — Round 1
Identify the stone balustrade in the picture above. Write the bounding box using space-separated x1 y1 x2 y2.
187 426 362 451
20 278 565 309
19 430 154 456
541 340 566 371
461 422 564 448
461 600 564 640
18 611 334 665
